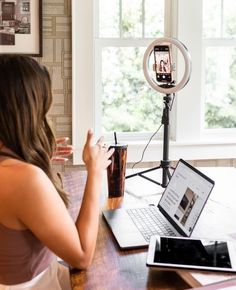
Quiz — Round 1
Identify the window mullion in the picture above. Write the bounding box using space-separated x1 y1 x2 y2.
220 0 224 37
94 0 99 37
142 0 145 38
119 0 123 38
204 38 236 47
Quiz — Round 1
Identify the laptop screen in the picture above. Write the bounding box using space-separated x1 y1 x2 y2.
158 159 215 236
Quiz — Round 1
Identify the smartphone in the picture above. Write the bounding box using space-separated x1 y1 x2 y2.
147 235 236 273
153 45 172 83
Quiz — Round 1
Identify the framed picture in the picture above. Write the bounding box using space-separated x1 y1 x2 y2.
0 0 42 56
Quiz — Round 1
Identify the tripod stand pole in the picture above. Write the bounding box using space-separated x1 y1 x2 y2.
160 93 171 187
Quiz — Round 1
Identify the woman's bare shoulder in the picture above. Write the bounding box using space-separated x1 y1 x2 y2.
1 158 44 179
0 159 58 229
0 159 53 201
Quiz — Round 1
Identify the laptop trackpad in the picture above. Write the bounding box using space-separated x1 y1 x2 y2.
103 209 148 249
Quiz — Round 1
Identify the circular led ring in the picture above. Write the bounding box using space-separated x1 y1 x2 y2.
143 37 192 94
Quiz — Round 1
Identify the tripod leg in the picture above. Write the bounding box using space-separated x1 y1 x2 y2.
126 165 161 179
166 168 172 179
162 167 173 187
162 167 168 188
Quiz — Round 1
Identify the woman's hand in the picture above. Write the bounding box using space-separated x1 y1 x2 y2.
52 137 74 163
82 130 114 174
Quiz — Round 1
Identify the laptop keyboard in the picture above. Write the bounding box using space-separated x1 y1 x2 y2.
126 207 176 242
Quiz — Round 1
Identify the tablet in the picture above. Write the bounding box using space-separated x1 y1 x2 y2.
147 236 236 273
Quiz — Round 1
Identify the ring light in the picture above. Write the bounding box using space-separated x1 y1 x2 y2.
143 37 191 94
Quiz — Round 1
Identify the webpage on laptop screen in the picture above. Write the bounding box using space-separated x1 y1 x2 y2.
158 161 214 236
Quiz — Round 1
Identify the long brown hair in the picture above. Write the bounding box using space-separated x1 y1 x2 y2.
0 55 68 206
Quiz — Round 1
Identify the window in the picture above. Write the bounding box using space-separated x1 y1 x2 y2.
203 0 236 129
72 0 236 165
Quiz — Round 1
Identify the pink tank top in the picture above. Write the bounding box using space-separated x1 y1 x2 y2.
0 152 55 285
0 222 54 285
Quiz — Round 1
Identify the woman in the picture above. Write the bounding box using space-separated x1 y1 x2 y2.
0 55 114 289
159 59 167 72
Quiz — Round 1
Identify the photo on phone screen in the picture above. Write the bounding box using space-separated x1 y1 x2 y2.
153 45 172 83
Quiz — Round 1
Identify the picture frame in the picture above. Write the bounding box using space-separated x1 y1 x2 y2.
0 0 42 56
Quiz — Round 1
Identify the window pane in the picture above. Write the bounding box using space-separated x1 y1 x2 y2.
204 47 236 129
101 47 163 132
145 0 164 38
203 0 236 39
99 0 119 37
223 0 236 38
122 0 142 38
203 0 221 38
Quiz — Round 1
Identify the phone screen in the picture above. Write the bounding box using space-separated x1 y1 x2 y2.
154 237 232 269
154 45 172 83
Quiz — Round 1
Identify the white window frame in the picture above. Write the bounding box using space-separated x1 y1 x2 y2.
72 0 236 165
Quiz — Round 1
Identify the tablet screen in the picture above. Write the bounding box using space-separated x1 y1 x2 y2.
147 236 236 272
155 237 231 268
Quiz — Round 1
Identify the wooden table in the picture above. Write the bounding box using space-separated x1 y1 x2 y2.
62 167 236 290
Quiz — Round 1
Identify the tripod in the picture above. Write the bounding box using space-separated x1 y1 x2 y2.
126 92 174 188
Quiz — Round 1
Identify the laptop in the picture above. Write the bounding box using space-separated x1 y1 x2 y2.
103 159 215 249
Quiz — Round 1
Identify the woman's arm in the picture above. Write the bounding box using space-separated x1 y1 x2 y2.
75 130 111 267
